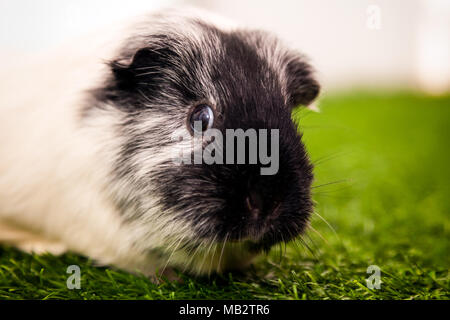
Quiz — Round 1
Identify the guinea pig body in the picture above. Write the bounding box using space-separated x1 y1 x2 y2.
0 8 319 276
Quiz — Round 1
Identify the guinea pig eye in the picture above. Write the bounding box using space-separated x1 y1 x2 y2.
189 104 214 133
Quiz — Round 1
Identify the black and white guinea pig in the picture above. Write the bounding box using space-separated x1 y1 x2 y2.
0 7 319 276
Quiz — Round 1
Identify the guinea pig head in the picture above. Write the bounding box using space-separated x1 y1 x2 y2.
90 15 319 268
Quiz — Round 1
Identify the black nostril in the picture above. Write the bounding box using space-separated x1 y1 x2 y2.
245 190 264 218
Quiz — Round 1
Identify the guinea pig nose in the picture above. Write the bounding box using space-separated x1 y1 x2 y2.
245 190 264 219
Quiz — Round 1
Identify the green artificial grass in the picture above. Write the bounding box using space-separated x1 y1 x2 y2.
0 91 449 300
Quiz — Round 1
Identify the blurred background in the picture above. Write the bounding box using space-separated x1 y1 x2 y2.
0 0 449 94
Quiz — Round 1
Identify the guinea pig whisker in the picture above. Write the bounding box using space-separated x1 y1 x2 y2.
208 242 219 277
198 235 217 274
275 242 282 264
304 232 321 254
290 237 304 257
278 233 287 263
182 239 206 274
159 235 186 279
296 236 318 259
311 211 339 239
311 179 348 189
280 243 285 262
217 233 229 273
308 225 328 244
311 151 349 166
312 188 353 197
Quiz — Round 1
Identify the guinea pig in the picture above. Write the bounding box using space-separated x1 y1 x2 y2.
0 7 320 277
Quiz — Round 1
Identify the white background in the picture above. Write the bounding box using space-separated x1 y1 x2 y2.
0 0 448 93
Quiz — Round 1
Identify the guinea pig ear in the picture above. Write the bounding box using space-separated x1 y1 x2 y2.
109 46 173 94
285 54 320 110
